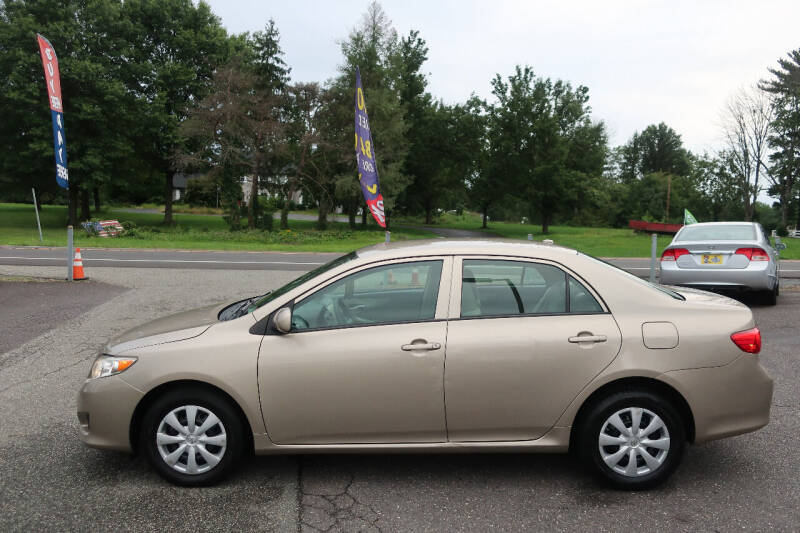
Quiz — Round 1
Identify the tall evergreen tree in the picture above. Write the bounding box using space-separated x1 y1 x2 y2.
761 49 800 228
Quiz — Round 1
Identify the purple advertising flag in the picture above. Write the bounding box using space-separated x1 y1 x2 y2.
354 67 386 227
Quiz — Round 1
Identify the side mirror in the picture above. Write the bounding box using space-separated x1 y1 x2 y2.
273 307 292 334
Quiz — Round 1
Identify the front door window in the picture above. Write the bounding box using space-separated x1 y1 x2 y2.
292 260 444 331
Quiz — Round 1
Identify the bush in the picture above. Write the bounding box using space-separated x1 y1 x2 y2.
259 209 274 231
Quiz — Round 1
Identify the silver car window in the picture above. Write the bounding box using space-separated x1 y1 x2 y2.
676 225 756 241
291 260 443 331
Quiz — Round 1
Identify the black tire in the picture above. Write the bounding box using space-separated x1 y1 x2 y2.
762 283 778 306
140 386 245 486
576 390 685 490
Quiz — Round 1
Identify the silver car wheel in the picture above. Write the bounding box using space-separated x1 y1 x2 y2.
598 407 670 477
156 405 227 475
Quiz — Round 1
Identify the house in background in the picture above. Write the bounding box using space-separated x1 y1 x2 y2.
171 173 203 201
240 175 303 206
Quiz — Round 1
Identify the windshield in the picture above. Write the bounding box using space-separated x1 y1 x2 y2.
676 224 756 241
579 253 685 301
246 252 357 313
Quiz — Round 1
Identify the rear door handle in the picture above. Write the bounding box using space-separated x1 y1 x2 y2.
568 335 607 344
401 342 441 351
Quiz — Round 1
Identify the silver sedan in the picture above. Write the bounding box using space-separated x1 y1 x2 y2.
660 222 780 305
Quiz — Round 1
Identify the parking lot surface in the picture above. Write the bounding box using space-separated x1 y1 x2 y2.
0 265 797 532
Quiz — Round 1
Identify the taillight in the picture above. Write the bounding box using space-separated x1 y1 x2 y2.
661 248 690 261
735 247 769 261
731 327 761 354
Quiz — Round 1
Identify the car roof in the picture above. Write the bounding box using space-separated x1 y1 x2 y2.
356 239 579 262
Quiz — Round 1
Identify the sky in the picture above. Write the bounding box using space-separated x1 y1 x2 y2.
205 0 800 153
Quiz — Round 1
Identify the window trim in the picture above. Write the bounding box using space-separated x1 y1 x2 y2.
450 255 609 321
286 256 452 334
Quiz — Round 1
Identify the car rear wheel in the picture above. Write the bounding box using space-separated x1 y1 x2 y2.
577 390 685 490
141 387 245 486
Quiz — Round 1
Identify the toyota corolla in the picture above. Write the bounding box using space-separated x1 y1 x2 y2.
77 240 773 489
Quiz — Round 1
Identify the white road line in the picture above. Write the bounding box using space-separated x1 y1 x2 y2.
0 256 324 266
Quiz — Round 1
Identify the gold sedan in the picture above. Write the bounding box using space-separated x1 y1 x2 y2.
77 240 773 489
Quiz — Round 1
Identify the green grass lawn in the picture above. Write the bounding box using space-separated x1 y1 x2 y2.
5 203 799 258
0 203 434 252
399 211 800 259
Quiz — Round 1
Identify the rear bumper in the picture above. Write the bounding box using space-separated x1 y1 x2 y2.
660 355 773 443
77 376 142 452
660 263 775 291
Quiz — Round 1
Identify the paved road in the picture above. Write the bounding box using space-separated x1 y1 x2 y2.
3 246 800 279
0 264 798 531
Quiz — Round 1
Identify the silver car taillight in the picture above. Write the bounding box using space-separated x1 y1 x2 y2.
735 248 769 261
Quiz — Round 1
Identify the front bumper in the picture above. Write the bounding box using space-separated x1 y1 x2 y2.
77 375 143 452
660 354 773 443
660 262 775 291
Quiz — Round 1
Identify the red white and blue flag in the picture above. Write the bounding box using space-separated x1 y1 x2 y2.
36 34 69 189
354 67 386 227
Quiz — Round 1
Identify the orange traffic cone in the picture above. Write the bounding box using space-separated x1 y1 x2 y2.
72 248 88 280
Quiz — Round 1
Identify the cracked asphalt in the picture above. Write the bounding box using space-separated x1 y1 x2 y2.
0 265 798 532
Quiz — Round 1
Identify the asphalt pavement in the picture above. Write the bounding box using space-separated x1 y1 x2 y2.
0 264 798 531
4 245 800 278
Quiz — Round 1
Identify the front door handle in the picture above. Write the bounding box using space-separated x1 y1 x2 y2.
401 341 442 351
568 334 607 344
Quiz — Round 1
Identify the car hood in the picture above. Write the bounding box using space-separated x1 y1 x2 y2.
105 303 224 354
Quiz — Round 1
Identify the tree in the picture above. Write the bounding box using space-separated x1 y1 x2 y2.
693 152 743 221
327 1 410 229
760 50 800 228
121 0 229 225
612 123 692 222
487 65 606 233
178 56 284 229
720 87 773 222
281 82 328 229
0 0 135 224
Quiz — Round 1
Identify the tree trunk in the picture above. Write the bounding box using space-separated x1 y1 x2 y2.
348 203 356 229
280 199 290 230
361 205 367 227
93 187 101 213
80 188 91 221
541 207 550 235
481 204 489 229
164 172 174 225
796 190 800 229
68 186 78 226
424 204 433 225
281 178 296 230
317 197 329 230
248 174 258 229
779 191 788 229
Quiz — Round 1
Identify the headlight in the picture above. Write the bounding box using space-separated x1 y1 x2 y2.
88 355 137 379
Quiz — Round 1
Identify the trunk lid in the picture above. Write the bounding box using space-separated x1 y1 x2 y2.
667 240 759 270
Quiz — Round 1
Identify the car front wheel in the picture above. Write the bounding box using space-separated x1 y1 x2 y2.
578 390 685 490
141 387 245 486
